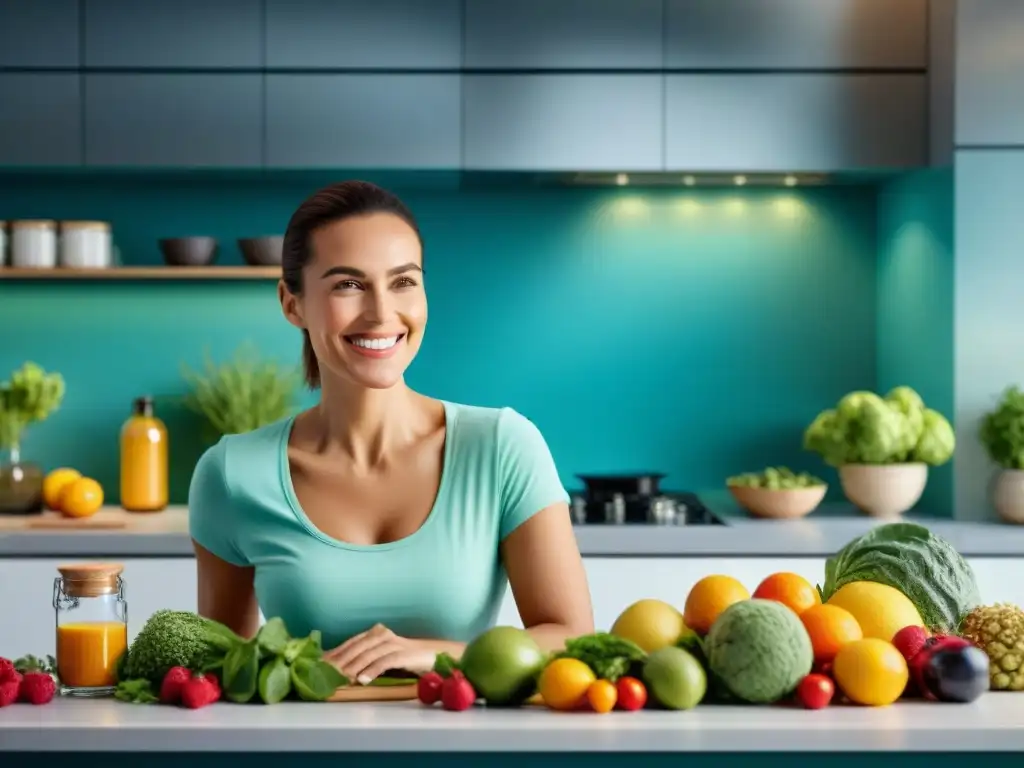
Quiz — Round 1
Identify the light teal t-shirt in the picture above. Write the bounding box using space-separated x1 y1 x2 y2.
188 401 569 650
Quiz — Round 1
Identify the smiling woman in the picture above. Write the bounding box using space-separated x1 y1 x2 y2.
187 180 594 685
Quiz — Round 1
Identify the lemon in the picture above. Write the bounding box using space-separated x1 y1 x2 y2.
43 468 81 510
59 477 104 518
833 638 908 706
826 581 924 642
611 598 687 653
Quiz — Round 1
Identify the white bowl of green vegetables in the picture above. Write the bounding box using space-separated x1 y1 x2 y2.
727 467 827 520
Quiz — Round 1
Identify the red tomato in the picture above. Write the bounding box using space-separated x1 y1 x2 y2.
615 676 647 711
796 673 835 710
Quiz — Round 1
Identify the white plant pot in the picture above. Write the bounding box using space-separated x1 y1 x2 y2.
839 463 928 519
992 469 1024 524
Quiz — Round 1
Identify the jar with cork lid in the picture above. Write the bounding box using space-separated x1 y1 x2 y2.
53 563 128 696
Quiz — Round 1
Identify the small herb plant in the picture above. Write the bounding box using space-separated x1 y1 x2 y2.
0 362 65 453
980 385 1024 470
181 343 302 437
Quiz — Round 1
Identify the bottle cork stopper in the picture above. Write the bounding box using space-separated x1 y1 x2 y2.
57 563 124 597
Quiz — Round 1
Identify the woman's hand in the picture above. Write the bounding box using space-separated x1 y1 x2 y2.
324 624 438 685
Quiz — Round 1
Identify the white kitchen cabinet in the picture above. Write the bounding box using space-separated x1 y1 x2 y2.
2 558 1019 660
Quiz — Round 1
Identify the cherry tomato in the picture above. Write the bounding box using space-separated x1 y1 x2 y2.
796 673 834 710
615 676 647 712
586 680 617 714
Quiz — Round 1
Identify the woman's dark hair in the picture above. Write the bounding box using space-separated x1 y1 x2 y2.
282 180 422 389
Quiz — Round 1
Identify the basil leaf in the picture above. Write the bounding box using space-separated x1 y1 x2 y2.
222 640 260 703
256 618 290 656
290 658 348 702
257 656 292 705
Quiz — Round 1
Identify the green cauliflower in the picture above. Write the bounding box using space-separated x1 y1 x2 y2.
913 408 956 466
884 386 926 460
834 391 906 464
704 599 813 704
802 409 848 467
120 610 221 685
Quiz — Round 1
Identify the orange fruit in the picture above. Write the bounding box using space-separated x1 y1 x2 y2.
59 477 104 518
752 572 821 615
538 658 596 711
586 679 617 714
800 603 864 663
683 575 750 635
832 638 908 706
42 468 81 510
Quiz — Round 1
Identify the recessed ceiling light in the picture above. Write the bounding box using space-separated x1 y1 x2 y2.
615 173 629 186
682 175 696 186
784 175 798 187
733 175 747 186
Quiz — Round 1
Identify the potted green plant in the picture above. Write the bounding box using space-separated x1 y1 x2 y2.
0 362 66 514
803 386 955 518
181 343 303 439
980 385 1024 524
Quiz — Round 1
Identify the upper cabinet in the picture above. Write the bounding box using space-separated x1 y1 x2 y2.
955 0 1024 147
666 74 927 171
463 75 663 171
0 74 82 166
463 0 663 70
82 0 262 68
0 0 79 68
265 75 461 169
666 0 928 69
84 75 262 167
265 0 462 69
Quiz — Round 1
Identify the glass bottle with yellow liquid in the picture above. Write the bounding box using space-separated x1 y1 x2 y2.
54 563 128 696
120 395 168 512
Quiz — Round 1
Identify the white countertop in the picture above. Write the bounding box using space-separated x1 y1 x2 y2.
0 695 1020 752
1 503 1024 558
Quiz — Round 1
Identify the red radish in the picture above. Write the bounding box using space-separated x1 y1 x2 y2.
180 674 220 709
440 671 476 712
417 671 444 706
160 666 192 704
796 674 834 710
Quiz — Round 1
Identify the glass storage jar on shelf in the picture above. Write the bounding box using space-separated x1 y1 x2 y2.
53 563 128 696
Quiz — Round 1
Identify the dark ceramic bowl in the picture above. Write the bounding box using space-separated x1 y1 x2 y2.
159 237 218 267
238 236 284 267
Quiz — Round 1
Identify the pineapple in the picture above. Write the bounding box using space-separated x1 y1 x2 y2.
959 603 1024 691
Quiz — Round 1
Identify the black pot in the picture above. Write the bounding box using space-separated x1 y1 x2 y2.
159 237 218 267
576 473 666 498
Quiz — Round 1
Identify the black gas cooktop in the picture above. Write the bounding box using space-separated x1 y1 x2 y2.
569 473 724 526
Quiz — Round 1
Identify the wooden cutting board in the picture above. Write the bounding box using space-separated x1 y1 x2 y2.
329 684 419 702
26 515 127 529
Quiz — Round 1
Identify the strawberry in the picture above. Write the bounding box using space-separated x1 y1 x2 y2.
180 674 219 709
159 666 193 704
0 673 21 707
0 657 16 681
19 672 56 705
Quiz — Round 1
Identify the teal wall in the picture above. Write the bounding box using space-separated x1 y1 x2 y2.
0 173 883 505
876 168 956 518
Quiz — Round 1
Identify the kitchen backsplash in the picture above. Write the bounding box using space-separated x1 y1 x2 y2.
0 170 951 509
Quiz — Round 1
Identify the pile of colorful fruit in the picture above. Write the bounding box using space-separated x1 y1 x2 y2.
420 522 1024 713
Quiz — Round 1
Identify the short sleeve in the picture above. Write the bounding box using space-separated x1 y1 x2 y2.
496 409 570 540
188 438 249 567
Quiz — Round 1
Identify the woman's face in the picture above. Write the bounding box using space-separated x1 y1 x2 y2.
282 212 427 390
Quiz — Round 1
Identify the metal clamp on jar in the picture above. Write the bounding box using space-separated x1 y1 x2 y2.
53 563 128 697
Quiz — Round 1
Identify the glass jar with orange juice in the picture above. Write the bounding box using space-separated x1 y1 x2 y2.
53 563 128 696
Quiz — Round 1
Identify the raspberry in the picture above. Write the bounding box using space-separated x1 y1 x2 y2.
892 626 930 662
159 666 193 704
19 672 56 705
0 674 21 707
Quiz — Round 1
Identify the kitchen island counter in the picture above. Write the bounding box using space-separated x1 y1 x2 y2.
2 504 1024 558
0 695 1022 755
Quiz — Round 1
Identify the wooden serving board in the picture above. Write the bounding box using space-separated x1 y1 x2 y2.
26 515 127 530
329 684 419 702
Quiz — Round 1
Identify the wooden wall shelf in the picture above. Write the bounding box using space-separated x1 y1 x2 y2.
0 266 280 281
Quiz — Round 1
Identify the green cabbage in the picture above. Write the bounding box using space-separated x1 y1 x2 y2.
803 386 955 467
820 523 981 632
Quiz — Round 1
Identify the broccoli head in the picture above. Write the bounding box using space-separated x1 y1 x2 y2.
802 409 848 467
834 391 906 464
120 609 219 684
913 408 956 466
